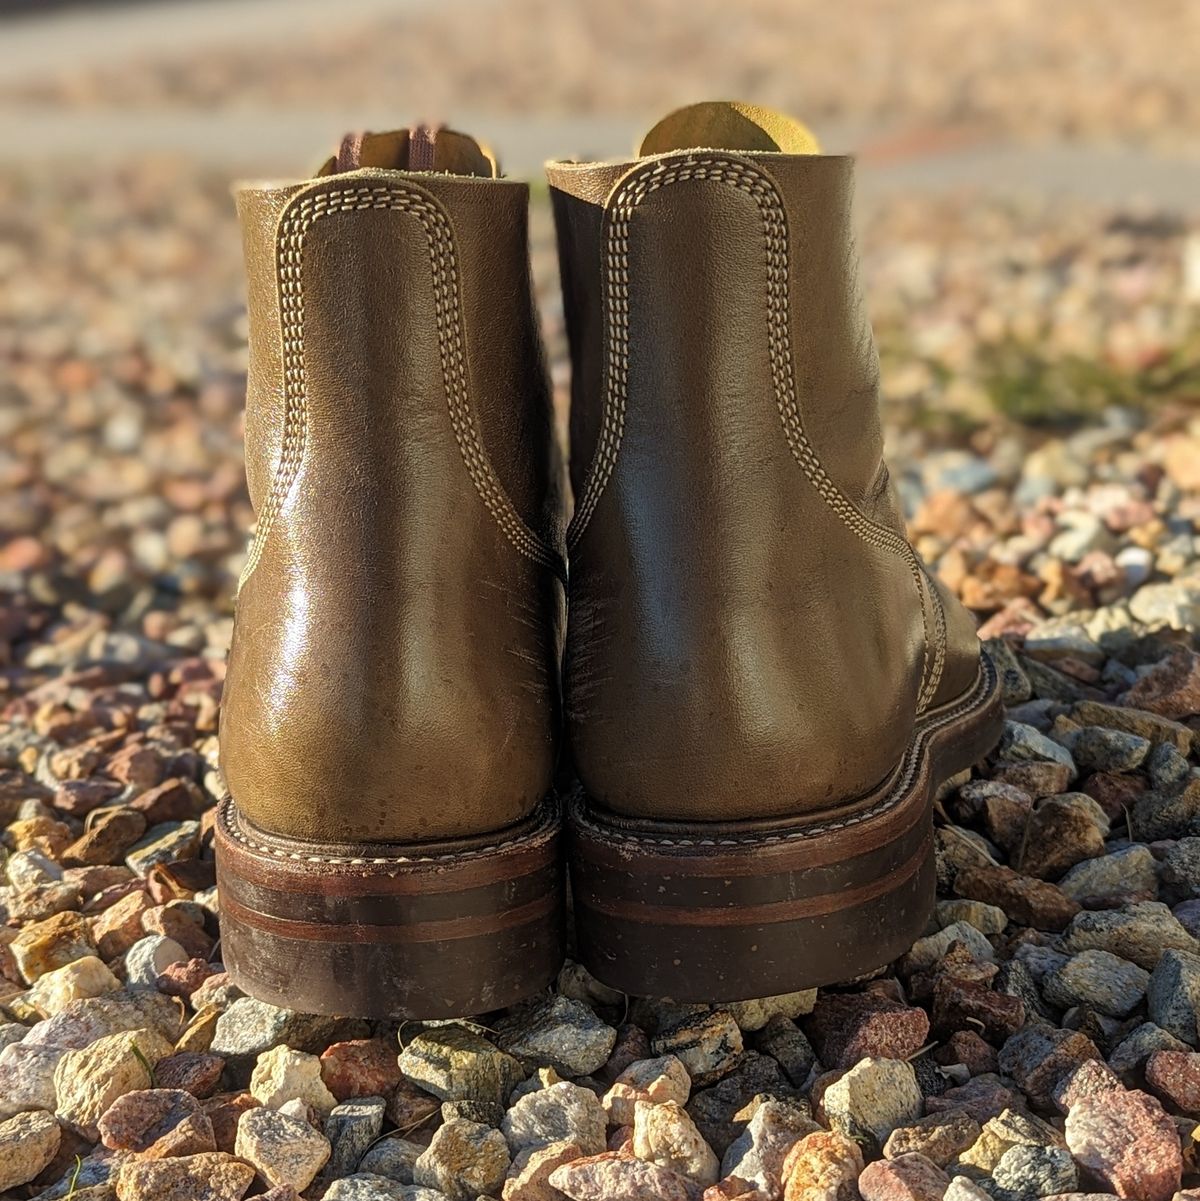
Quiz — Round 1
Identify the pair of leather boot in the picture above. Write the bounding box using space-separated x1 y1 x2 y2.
214 102 1003 1018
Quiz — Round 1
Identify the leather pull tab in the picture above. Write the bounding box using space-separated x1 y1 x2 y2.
408 123 442 172
335 131 366 173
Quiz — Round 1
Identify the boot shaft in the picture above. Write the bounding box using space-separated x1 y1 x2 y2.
220 132 566 844
549 109 978 822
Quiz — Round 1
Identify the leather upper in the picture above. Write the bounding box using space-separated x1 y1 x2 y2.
548 129 980 824
220 154 565 843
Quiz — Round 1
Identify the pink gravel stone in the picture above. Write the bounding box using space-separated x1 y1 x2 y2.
781 1130 864 1201
1124 647 1200 719
806 994 931 1069
1145 1049 1200 1115
153 1051 226 1098
156 957 220 997
858 1153 952 1201
703 1179 770 1200
1065 1089 1182 1201
548 1151 697 1201
319 1038 404 1102
98 1087 216 1157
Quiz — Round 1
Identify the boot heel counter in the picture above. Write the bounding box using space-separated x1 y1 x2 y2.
222 174 563 843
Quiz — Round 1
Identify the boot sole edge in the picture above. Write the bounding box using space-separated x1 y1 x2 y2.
214 795 565 1019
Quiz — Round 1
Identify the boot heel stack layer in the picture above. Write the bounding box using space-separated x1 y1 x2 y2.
568 654 1004 1001
215 796 563 1018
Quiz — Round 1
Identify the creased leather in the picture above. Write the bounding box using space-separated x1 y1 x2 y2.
220 169 565 844
548 149 982 824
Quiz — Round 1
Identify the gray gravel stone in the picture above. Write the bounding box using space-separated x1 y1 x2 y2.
1061 902 1200 969
1066 725 1151 773
397 1025 524 1106
1133 781 1200 841
25 989 183 1049
1147 949 1200 1045
356 1137 426 1185
719 1097 818 1195
1107 1022 1192 1075
907 920 996 970
501 1080 607 1156
1058 845 1159 906
1042 949 1150 1017
123 934 188 986
210 997 365 1066
992 1143 1078 1198
1146 742 1193 790
413 1118 509 1201
752 1015 816 1086
0 1042 62 1119
234 1105 331 1191
323 1175 446 1200
320 1096 386 1182
996 722 1078 780
496 996 616 1077
1162 838 1200 899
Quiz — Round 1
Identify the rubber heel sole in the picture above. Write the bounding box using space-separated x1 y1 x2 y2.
215 796 564 1018
568 656 1004 1000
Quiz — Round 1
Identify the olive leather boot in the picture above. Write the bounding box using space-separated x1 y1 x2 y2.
548 102 1003 1000
215 127 567 1018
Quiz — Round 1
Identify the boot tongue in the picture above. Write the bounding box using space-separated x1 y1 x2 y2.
317 124 499 178
637 101 821 157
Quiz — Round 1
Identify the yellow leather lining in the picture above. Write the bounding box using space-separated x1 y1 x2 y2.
637 101 821 157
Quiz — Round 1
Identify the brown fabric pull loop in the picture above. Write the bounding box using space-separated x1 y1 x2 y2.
408 123 442 172
335 131 366 173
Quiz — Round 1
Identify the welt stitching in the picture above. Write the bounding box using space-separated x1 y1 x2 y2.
239 183 564 592
572 652 996 849
219 795 557 866
567 155 942 709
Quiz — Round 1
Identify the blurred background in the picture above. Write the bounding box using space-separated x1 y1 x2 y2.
2 0 1200 653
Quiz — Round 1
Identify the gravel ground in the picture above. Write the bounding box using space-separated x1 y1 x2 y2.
7 0 1200 154
2 155 1200 1200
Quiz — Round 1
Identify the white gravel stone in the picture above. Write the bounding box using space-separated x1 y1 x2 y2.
822 1057 923 1149
26 955 120 1017
53 1027 173 1139
235 1103 332 1190
502 1080 607 1156
601 1054 691 1126
0 1109 62 1190
0 1041 63 1119
250 1044 338 1114
123 934 188 986
719 1097 818 1195
632 1098 720 1186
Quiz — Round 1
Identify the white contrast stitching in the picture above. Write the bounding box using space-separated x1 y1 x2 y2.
565 155 946 710
239 182 565 592
218 794 558 866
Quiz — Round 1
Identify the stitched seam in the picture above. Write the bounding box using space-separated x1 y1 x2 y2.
219 795 558 866
565 155 942 708
238 183 565 591
571 651 997 849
